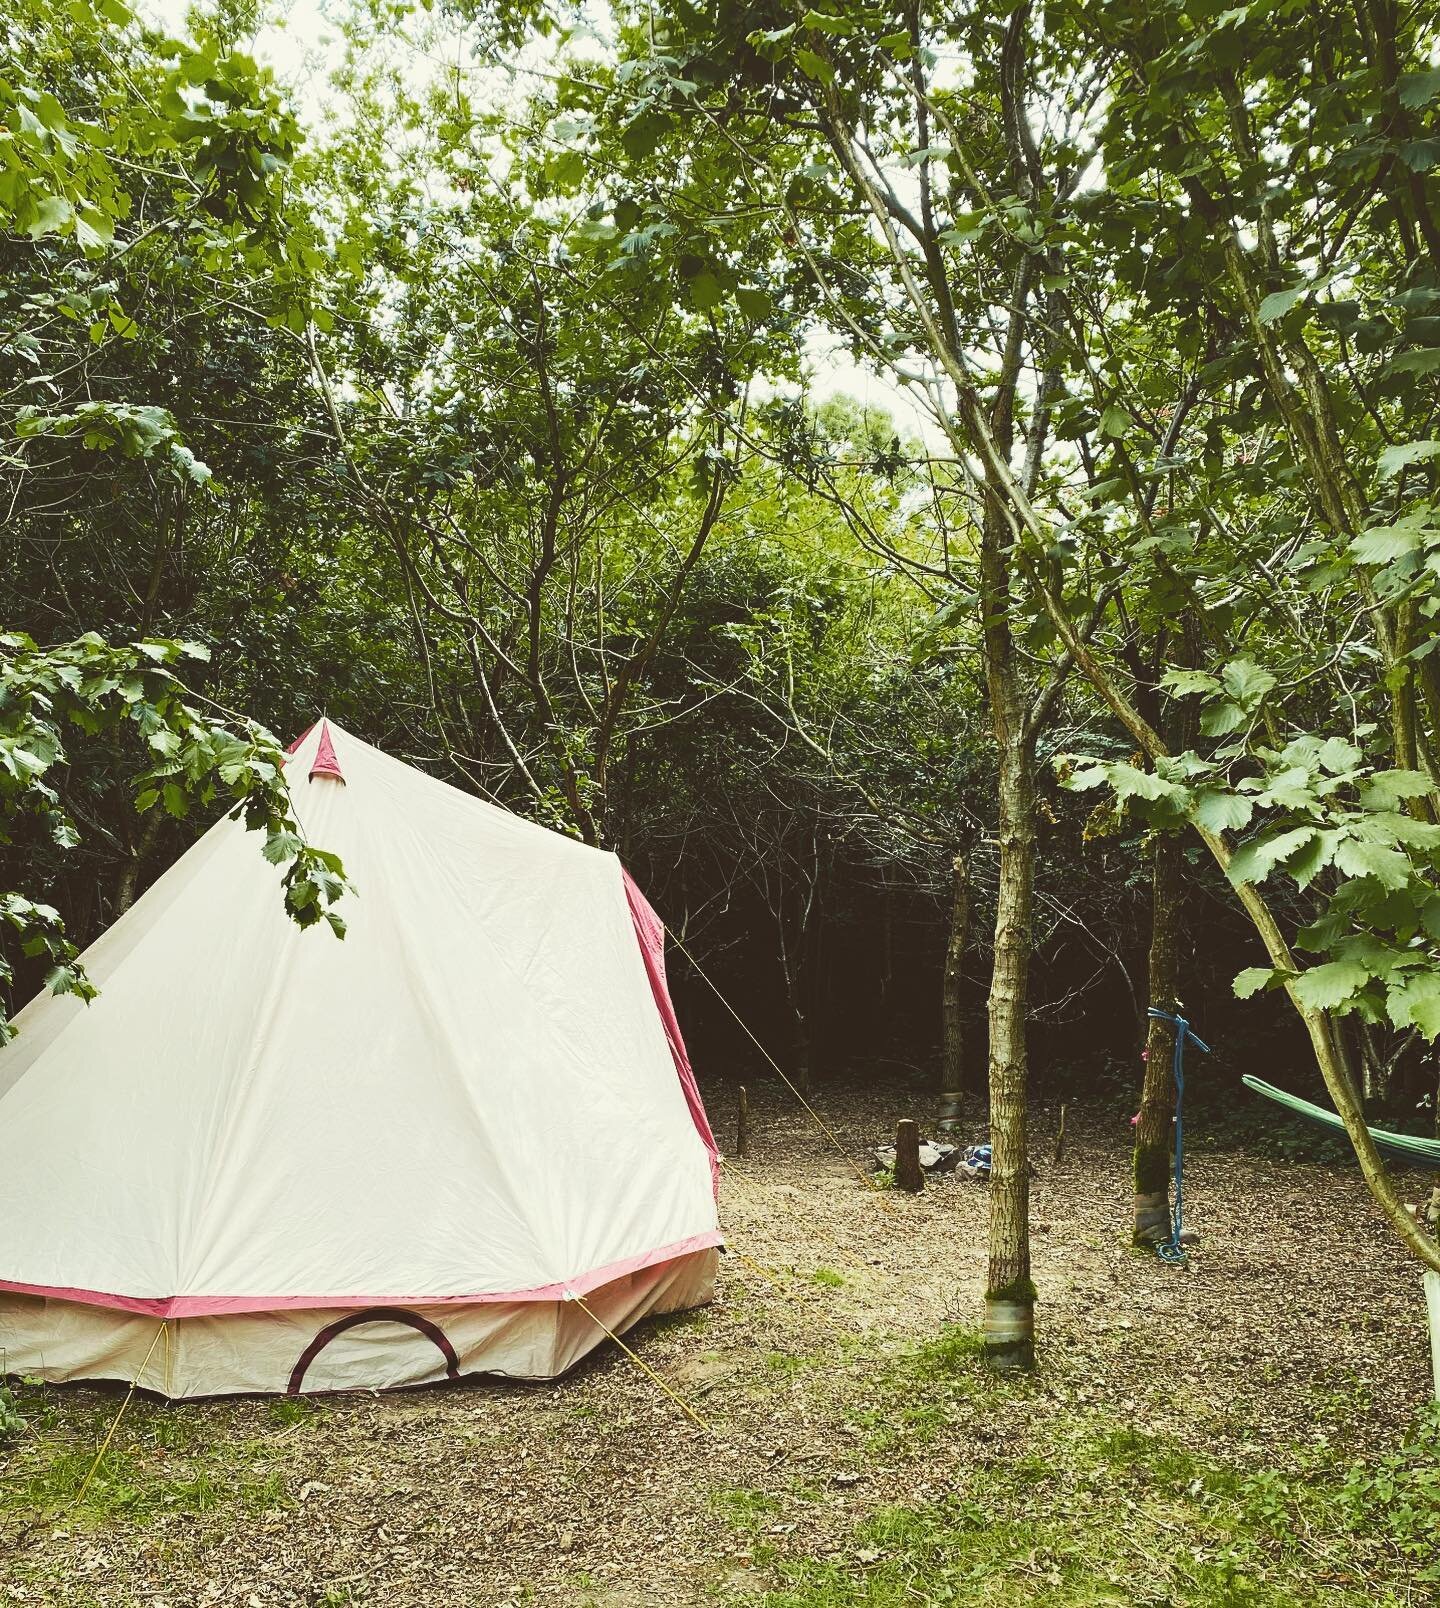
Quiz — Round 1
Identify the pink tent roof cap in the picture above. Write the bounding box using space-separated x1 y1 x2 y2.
309 721 345 783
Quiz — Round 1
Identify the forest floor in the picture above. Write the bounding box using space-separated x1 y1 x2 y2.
2 1078 1437 1608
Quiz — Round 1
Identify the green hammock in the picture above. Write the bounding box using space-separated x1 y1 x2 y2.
1243 1075 1440 1169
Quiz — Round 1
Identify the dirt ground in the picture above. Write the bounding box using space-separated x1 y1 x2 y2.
2 1078 1436 1607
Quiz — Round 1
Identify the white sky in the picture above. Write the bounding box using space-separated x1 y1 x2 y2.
142 0 942 447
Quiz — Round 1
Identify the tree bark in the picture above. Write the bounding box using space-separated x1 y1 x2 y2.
1134 834 1183 1246
937 851 968 1131
735 1085 751 1160
113 813 163 919
984 729 1037 1367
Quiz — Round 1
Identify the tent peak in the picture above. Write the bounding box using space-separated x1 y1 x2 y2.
309 719 345 784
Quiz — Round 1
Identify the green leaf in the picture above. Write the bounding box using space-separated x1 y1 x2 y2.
25 193 74 239
1226 827 1316 886
1376 440 1440 481
1101 762 1185 804
74 205 115 254
1398 69 1440 108
1062 763 1109 792
546 150 585 192
1358 769 1434 810
1219 658 1275 706
161 782 188 818
1399 139 1440 172
1317 737 1362 774
1256 765 1316 811
1257 284 1305 323
1293 958 1371 1010
1191 789 1253 833
262 829 302 864
1386 971 1440 1037
1097 404 1131 440
1285 829 1340 891
1200 700 1247 737
1383 347 1440 377
1233 966 1280 999
794 48 835 84
1160 668 1218 697
688 270 723 311
735 287 771 320
1332 836 1411 889
44 964 83 997
1351 521 1428 562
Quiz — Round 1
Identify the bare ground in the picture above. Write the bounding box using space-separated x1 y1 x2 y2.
2 1079 1436 1607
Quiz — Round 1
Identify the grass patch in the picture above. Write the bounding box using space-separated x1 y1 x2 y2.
739 1406 1440 1606
810 1267 845 1289
0 1385 294 1527
901 1324 986 1379
765 1350 816 1377
712 1486 782 1530
266 1395 317 1429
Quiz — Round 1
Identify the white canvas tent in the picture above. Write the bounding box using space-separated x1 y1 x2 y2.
0 720 720 1397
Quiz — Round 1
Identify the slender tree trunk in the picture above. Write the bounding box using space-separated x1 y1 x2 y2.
1428 1059 1440 1234
778 904 812 1095
937 851 968 1131
985 732 1036 1368
1133 834 1183 1245
790 986 812 1095
1352 1021 1390 1113
113 814 163 919
880 894 894 1007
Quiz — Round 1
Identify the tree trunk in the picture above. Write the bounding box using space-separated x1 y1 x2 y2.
937 851 968 1132
735 1085 751 1160
1428 1060 1440 1235
1133 833 1183 1246
113 814 163 919
984 730 1036 1367
1353 1020 1391 1114
775 888 811 1095
792 1015 812 1094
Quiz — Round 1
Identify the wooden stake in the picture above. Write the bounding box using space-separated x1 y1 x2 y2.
1053 1102 1067 1164
735 1084 751 1159
895 1118 923 1193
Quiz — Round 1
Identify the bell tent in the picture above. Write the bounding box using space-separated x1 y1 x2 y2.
0 720 721 1397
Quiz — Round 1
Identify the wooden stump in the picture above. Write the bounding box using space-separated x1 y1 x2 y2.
895 1118 923 1193
735 1084 751 1159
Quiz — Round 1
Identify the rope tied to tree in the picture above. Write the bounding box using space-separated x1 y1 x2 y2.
1147 1007 1210 1266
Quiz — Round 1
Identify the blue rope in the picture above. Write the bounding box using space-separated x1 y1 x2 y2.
1147 1007 1211 1265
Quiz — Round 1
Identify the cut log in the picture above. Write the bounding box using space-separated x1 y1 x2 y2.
894 1119 924 1193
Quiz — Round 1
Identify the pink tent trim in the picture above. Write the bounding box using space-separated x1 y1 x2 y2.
0 1230 724 1319
621 868 720 1194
